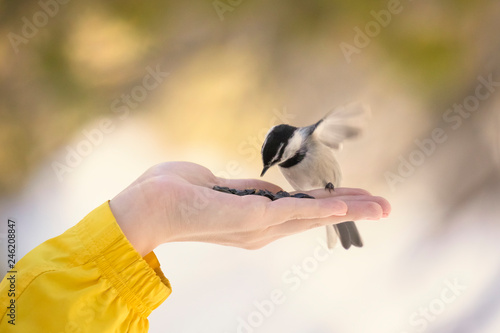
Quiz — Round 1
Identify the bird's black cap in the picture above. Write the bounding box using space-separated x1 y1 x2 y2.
261 124 297 175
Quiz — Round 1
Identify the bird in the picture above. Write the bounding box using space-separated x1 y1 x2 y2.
260 102 370 249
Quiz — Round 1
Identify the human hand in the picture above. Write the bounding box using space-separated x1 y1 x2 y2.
109 162 391 256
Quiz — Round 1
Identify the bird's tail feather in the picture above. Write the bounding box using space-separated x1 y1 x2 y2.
333 221 363 250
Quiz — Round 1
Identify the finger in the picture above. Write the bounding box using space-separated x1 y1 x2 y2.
341 195 391 217
217 178 283 193
263 197 348 227
295 187 372 198
267 200 384 236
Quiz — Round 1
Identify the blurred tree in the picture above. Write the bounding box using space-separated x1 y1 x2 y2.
0 0 495 196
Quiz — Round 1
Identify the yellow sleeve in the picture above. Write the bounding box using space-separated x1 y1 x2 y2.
0 201 172 332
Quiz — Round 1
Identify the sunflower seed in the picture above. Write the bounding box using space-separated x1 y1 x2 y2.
291 193 315 199
212 186 315 200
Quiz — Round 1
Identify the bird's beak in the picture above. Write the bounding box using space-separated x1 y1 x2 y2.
260 166 270 177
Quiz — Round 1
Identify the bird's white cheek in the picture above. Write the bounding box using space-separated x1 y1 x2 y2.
282 132 304 161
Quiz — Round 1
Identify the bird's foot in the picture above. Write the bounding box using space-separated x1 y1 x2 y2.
325 182 335 193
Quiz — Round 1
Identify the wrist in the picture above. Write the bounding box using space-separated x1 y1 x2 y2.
109 188 160 257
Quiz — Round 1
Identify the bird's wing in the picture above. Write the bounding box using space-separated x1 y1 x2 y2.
312 102 371 150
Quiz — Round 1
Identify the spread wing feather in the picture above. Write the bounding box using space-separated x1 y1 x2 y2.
313 102 371 150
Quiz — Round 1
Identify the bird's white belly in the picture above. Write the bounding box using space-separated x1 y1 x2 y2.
279 146 342 191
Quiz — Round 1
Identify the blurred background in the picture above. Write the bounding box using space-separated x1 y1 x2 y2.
1 0 499 332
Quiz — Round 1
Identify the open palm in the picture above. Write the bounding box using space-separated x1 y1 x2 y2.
110 162 390 255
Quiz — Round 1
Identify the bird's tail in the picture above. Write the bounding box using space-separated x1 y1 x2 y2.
327 222 363 250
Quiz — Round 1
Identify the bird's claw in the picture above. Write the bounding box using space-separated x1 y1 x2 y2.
325 182 335 193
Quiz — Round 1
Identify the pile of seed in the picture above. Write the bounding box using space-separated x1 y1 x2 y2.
212 186 314 201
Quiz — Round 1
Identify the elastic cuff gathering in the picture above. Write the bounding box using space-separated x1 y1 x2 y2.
74 202 171 317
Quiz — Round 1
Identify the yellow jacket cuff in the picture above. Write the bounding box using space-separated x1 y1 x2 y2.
0 201 171 332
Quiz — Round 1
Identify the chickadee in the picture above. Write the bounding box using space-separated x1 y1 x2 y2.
260 103 370 249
